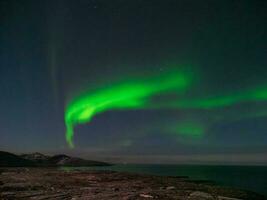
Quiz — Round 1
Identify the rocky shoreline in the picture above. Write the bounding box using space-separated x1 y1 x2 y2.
0 168 265 200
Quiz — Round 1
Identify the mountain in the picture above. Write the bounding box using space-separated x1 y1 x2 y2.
48 154 71 165
21 152 50 161
0 151 110 167
20 152 51 165
48 154 110 166
19 152 110 167
0 151 35 167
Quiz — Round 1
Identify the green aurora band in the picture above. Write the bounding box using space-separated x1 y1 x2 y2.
64 69 267 148
176 86 267 109
65 71 192 147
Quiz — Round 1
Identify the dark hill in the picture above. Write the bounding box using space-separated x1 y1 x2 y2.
20 152 51 165
1 151 110 167
0 151 35 167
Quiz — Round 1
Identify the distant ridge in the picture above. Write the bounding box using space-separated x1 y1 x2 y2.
0 151 110 167
21 152 50 161
48 154 110 166
0 151 35 167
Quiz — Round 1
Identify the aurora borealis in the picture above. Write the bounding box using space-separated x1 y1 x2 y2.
1 0 267 164
65 73 267 147
65 70 192 147
175 86 267 109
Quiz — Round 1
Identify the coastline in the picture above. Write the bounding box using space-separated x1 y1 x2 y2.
0 168 265 200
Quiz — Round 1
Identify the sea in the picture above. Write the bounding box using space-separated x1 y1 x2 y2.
63 164 267 196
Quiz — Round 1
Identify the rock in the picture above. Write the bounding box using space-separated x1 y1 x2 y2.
166 186 176 190
140 194 153 198
80 187 92 190
218 196 242 200
189 191 215 200
1 183 30 191
1 192 16 196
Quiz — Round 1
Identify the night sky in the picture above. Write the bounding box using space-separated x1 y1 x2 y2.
1 0 267 164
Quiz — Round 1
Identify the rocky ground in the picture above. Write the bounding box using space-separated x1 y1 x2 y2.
0 168 265 200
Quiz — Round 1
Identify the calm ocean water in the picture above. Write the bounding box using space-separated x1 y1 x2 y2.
63 164 267 196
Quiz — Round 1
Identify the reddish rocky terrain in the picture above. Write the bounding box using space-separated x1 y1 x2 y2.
0 168 265 200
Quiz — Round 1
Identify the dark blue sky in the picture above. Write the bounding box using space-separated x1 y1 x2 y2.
1 0 267 164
